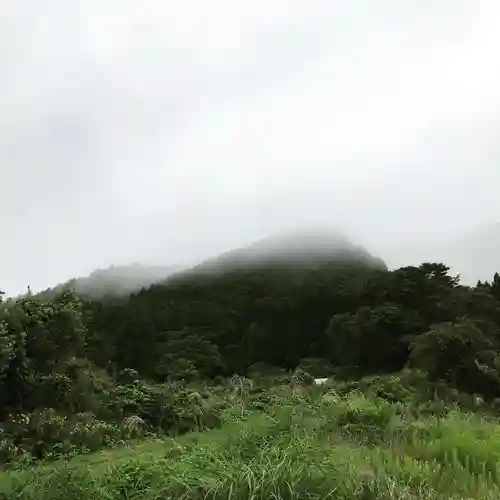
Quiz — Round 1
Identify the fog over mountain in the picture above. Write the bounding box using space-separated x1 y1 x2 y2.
30 229 382 299
33 223 500 298
2 1 500 296
38 263 182 299
190 228 387 275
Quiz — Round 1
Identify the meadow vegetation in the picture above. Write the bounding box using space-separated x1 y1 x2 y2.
3 372 500 499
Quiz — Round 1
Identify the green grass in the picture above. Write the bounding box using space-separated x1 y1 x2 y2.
2 385 500 499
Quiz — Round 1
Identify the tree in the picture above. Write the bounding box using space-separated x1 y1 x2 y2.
155 328 223 379
0 319 14 381
361 263 459 326
327 304 422 374
0 289 89 414
477 272 500 302
15 291 87 373
409 318 500 396
440 286 500 336
491 272 500 301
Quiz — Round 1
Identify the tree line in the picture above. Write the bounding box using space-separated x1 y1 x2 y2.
4 260 500 402
2 257 500 461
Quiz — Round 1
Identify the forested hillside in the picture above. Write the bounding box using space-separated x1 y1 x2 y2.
36 263 182 300
189 229 387 274
3 234 500 498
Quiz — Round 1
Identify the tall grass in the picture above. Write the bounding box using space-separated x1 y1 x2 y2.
2 381 500 499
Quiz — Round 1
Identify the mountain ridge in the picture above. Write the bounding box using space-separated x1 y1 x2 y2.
32 222 500 299
36 263 183 300
188 228 387 275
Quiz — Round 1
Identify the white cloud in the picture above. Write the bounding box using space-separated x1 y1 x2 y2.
1 0 500 294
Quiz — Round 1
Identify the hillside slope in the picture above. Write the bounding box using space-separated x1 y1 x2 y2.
189 228 387 275
38 263 182 299
83 229 388 374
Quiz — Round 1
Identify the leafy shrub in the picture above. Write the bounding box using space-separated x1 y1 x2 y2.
296 358 334 378
247 363 286 378
332 392 396 442
106 381 175 430
291 368 315 387
410 318 500 397
0 409 121 462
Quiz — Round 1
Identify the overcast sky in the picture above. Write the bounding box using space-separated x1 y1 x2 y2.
1 0 500 295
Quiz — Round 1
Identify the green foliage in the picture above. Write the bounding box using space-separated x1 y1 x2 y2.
0 286 225 463
155 328 222 379
158 357 200 381
0 409 121 462
0 290 87 412
409 318 500 396
327 303 421 373
81 258 500 387
4 381 500 499
295 357 334 377
3 253 500 485
0 319 15 380
87 262 378 374
291 367 315 386
247 362 286 378
330 391 397 443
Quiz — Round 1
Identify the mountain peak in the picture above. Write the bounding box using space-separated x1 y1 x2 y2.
191 227 386 274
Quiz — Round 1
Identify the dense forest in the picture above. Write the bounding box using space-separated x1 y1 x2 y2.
2 233 500 498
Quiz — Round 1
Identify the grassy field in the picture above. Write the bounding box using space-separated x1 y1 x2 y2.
2 379 500 499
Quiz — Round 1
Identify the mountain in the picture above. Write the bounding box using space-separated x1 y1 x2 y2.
189 228 387 274
35 229 385 299
38 263 183 299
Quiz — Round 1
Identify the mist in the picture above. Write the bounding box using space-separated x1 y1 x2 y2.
2 0 500 296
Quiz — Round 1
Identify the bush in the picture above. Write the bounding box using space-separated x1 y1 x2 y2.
332 392 397 442
296 358 334 378
106 381 175 431
247 363 286 378
409 319 500 397
0 409 121 462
